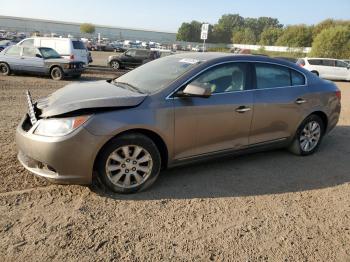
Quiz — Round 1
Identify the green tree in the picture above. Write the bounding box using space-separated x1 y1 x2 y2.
232 28 257 44
176 21 203 42
313 19 350 38
259 27 283 45
276 25 312 47
311 25 350 59
214 14 245 43
80 23 95 34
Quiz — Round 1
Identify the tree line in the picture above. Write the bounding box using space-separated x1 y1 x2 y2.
176 14 350 58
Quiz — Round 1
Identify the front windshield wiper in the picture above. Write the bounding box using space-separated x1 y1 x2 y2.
114 81 145 94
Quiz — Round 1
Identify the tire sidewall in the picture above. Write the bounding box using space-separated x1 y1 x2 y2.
0 63 10 76
294 115 325 156
97 134 161 194
51 67 63 80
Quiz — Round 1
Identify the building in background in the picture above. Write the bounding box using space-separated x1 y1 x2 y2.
0 15 176 43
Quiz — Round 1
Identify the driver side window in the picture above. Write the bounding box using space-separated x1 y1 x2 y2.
125 50 136 57
190 63 248 94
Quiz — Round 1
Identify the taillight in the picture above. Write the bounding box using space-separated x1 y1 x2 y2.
335 90 341 100
69 54 74 60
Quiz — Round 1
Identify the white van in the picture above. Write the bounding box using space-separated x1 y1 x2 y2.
17 37 89 65
297 57 350 81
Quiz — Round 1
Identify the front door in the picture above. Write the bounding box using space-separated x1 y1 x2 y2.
173 62 254 159
21 47 45 74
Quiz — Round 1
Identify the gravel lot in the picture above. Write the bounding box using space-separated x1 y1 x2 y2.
0 69 349 261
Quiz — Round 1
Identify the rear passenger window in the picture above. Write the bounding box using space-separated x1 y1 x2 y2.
308 59 322 65
20 39 34 47
322 60 335 67
5 46 21 56
291 70 305 86
255 64 291 89
72 41 86 50
136 50 149 56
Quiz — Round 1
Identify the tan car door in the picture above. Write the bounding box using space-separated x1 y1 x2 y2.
172 62 254 160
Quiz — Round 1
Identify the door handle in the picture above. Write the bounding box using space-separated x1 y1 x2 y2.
295 98 307 104
235 106 251 113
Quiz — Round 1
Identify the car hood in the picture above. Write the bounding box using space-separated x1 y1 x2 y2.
36 80 147 117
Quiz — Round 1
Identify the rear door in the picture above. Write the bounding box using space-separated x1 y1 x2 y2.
71 40 88 65
134 50 149 66
3 46 22 71
250 63 308 144
173 62 254 159
322 59 336 79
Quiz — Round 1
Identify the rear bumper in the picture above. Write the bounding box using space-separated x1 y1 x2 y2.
16 115 106 184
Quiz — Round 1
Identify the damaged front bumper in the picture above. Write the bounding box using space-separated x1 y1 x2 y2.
16 114 103 185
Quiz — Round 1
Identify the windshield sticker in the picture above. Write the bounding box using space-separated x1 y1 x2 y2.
179 58 201 64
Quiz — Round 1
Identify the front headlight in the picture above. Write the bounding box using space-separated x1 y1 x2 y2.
34 115 90 137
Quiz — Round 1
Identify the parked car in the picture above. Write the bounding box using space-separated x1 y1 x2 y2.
297 57 350 81
0 45 84 80
107 49 160 69
17 37 89 66
16 53 341 193
0 40 15 52
342 59 350 65
274 57 297 63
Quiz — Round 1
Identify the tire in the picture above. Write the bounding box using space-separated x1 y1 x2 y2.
288 114 325 156
96 133 161 194
50 66 64 80
0 62 10 76
311 70 319 77
110 60 120 70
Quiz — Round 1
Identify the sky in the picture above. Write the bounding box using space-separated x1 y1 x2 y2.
0 0 349 32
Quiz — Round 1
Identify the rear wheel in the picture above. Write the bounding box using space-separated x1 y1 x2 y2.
96 133 161 194
0 62 10 76
110 60 120 70
50 66 64 80
288 115 324 156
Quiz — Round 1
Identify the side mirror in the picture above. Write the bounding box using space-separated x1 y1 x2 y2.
177 83 212 98
35 54 42 58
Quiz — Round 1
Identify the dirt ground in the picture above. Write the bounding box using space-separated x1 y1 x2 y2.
0 69 349 261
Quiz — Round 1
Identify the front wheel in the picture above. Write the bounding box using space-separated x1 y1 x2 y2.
0 62 10 76
110 60 120 70
50 66 64 80
288 115 324 156
96 133 161 194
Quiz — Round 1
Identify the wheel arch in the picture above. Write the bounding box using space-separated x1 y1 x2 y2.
49 64 63 73
299 110 328 133
93 128 169 171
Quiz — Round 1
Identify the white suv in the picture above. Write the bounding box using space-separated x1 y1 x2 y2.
297 57 350 81
18 37 89 66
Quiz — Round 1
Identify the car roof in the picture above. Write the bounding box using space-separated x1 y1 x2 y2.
170 52 300 66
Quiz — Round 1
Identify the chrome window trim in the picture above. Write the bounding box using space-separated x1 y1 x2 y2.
166 60 308 100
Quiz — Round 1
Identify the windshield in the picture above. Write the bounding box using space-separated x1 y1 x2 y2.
114 55 202 94
39 47 61 59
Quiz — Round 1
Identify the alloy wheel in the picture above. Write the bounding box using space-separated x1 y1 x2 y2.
299 121 321 152
105 145 153 189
